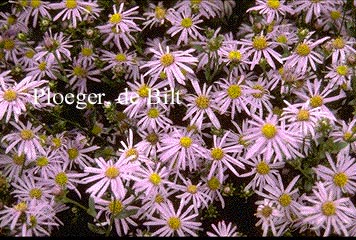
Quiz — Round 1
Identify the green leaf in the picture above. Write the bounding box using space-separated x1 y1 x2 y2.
115 209 138 219
87 223 106 235
87 197 97 218
333 142 348 152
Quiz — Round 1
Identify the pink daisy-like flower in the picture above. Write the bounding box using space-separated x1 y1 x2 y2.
144 200 202 236
0 72 47 122
141 44 198 87
182 80 221 130
2 121 46 161
247 0 294 23
300 181 356 236
283 35 330 73
166 7 204 46
244 113 303 162
238 33 283 70
314 152 356 197
206 220 239 237
83 156 139 199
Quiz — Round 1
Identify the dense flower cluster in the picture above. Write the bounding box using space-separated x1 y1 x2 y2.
0 0 356 237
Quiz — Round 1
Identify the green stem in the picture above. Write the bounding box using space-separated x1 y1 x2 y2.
62 196 88 212
53 52 69 83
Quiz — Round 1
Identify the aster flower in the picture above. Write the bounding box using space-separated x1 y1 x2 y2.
136 104 173 132
182 80 221 130
27 149 63 180
94 195 139 236
2 121 46 161
25 55 59 81
206 220 239 237
283 35 330 73
21 0 52 28
324 63 352 89
144 200 202 236
50 0 97 28
201 175 228 209
138 189 176 219
141 44 198 87
0 150 29 181
166 7 204 46
292 0 339 23
240 153 284 191
171 177 212 213
0 35 24 62
328 36 356 65
0 73 47 122
247 0 294 24
213 73 257 118
244 113 303 162
136 129 165 159
329 118 356 154
143 2 168 29
83 156 139 199
300 181 356 236
158 127 207 172
238 32 283 70
78 40 97 66
256 175 301 221
314 152 356 197
11 173 53 204
174 0 221 19
207 132 245 182
34 28 73 61
255 199 288 236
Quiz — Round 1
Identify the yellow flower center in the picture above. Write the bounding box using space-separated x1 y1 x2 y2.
167 217 181 230
276 34 288 44
309 95 323 108
125 148 138 161
155 194 164 203
180 136 192 148
195 95 210 109
3 39 15 50
52 138 62 149
155 6 166 19
25 49 35 59
256 161 270 175
207 176 220 190
91 124 102 135
238 135 249 147
343 131 352 142
29 188 42 200
187 184 198 194
110 13 122 24
29 215 37 228
14 201 28 212
211 147 224 160
261 123 277 139
67 148 79 160
279 193 292 207
260 206 272 218
38 61 47 71
147 108 159 118
333 172 348 187
65 0 77 9
252 85 265 98
7 15 16 25
336 65 348 76
36 156 49 167
105 166 120 179
81 47 93 57
146 133 159 144
108 200 123 215
227 84 242 99
296 43 311 56
115 53 127 62
228 50 242 62
321 201 336 216
160 53 174 67
253 36 268 50
13 154 25 165
73 66 87 77
330 10 341 20
267 0 280 9
137 84 150 97
297 109 310 121
191 0 202 4
332 37 345 49
149 173 161 185
159 71 167 79
3 89 17 102
181 17 193 28
20 129 34 140
55 172 68 187
30 0 41 8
